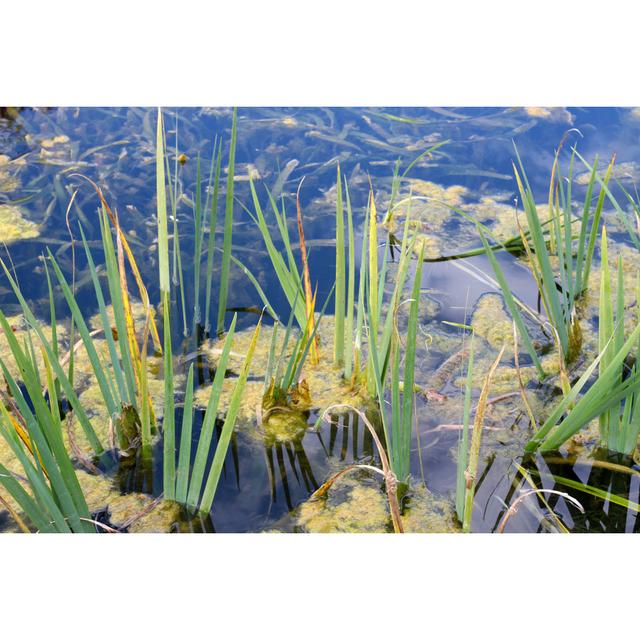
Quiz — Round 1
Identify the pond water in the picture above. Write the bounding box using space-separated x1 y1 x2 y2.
1 106 640 533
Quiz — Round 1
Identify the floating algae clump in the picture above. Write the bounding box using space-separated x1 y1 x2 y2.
387 181 471 258
471 293 514 352
261 413 308 444
408 180 468 207
0 154 22 192
298 484 390 532
0 204 39 243
78 471 181 532
523 107 574 124
387 181 554 260
194 378 264 425
295 475 458 533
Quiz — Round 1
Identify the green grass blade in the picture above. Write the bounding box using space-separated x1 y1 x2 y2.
0 260 104 454
456 333 475 522
216 107 238 336
199 319 262 514
175 364 195 503
204 139 223 333
344 174 356 379
398 243 425 481
334 164 345 366
186 314 237 509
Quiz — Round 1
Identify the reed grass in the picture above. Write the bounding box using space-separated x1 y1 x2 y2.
455 331 475 523
155 109 259 511
343 174 356 380
0 256 104 455
367 240 424 484
526 227 640 455
245 176 308 332
216 107 238 336
261 285 335 417
165 118 188 336
156 109 178 499
204 138 223 334
171 316 261 513
334 165 345 367
458 345 505 532
479 146 614 375
0 313 95 532
365 196 418 397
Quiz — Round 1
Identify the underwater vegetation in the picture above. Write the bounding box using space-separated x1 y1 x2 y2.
1 106 640 533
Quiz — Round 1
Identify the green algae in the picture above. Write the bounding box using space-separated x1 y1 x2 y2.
0 204 39 244
471 293 515 352
76 471 181 532
523 107 574 124
386 180 558 261
0 154 23 193
294 474 458 533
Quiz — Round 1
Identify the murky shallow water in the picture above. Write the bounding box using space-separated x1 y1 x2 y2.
1 106 640 532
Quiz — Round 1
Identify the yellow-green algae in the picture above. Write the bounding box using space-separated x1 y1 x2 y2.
79 472 181 532
471 293 515 352
295 474 458 533
523 107 574 124
0 154 22 193
25 133 74 165
386 180 557 260
0 204 39 243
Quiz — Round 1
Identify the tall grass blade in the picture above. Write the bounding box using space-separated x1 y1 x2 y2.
216 107 238 336
334 165 345 367
199 319 262 514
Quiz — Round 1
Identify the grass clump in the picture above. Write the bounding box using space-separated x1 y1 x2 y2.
479 143 615 375
526 227 640 456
